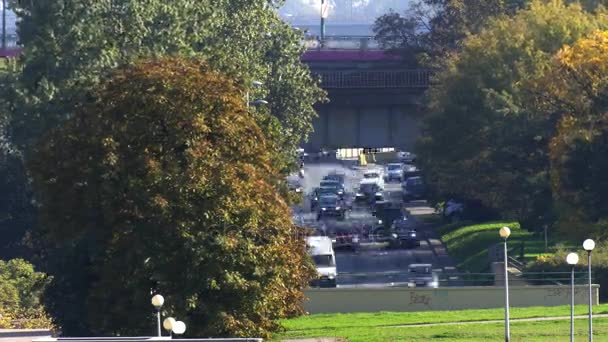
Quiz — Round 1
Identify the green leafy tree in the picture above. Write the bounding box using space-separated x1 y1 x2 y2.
417 1 606 230
8 0 324 162
533 31 608 238
373 0 529 64
29 57 315 338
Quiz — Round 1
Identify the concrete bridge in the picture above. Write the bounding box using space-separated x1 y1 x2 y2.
302 36 429 152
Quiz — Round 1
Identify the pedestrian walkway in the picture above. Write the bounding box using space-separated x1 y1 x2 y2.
384 314 608 329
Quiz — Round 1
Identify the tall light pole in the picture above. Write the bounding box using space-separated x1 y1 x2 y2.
499 226 511 342
2 0 6 50
151 294 164 337
246 80 264 109
583 239 595 342
320 0 328 43
567 252 579 342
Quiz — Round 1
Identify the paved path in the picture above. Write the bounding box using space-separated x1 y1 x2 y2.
383 313 608 329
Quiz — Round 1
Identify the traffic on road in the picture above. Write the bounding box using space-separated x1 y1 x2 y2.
291 152 451 289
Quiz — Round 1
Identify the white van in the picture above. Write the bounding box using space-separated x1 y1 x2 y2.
307 236 337 287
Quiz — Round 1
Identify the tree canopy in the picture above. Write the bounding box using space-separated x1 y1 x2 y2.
7 0 324 166
417 1 607 230
29 57 315 337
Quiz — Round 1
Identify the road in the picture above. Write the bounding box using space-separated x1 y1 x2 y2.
294 161 449 287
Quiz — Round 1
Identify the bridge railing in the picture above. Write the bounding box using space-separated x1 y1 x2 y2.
315 70 431 89
303 35 379 50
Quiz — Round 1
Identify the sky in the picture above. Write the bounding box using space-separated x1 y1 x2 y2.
278 0 414 25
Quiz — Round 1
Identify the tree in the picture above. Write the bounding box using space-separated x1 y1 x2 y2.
7 0 324 163
29 58 315 337
372 0 529 64
417 1 607 230
534 31 608 238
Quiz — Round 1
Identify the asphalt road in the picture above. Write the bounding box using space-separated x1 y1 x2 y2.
294 161 444 288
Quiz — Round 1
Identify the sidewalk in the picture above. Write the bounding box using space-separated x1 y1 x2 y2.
384 313 608 329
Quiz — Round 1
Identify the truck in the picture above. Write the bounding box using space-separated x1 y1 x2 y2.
307 236 337 288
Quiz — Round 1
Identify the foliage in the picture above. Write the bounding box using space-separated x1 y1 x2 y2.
372 0 529 64
530 31 608 238
526 239 608 300
29 58 315 338
417 1 607 231
7 0 324 164
0 259 53 329
440 221 529 272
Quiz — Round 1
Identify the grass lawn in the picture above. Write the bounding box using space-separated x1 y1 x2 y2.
276 305 608 341
438 221 575 273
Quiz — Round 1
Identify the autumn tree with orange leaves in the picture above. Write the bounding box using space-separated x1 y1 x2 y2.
29 57 315 338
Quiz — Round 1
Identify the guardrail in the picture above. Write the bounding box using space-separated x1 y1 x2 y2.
303 35 379 50
315 70 431 89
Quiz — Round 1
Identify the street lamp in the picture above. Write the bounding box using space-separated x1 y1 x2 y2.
583 239 596 342
163 317 176 338
320 0 329 43
567 252 579 342
172 320 186 336
246 80 264 109
499 226 511 342
151 294 164 337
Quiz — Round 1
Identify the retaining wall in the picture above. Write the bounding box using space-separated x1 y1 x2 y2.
304 285 599 314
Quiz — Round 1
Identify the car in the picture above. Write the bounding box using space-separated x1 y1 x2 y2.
286 175 303 193
355 180 384 203
407 263 439 288
311 186 338 210
402 176 426 201
307 236 337 288
397 151 417 163
384 163 404 182
316 195 347 221
323 171 346 186
362 169 385 189
319 179 345 198
402 164 420 178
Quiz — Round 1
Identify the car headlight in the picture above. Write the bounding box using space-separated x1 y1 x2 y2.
314 197 318 200
322 207 327 211
356 192 363 196
375 192 382 196
328 274 336 280
378 219 383 225
338 190 344 195
335 206 341 210
296 188 302 193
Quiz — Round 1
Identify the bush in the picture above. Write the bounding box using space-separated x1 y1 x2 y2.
526 241 608 301
0 259 53 329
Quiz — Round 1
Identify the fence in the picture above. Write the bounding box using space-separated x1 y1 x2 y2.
315 70 431 89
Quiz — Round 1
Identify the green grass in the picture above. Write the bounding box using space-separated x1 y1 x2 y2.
440 221 529 272
275 305 608 341
438 221 576 272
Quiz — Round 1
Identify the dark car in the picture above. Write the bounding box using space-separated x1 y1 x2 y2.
355 182 384 203
311 186 338 210
323 172 346 186
319 180 345 198
316 195 347 221
402 176 426 202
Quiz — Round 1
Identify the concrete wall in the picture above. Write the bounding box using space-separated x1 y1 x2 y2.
306 104 420 150
304 285 600 314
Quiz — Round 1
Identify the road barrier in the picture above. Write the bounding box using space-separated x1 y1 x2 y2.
304 285 599 314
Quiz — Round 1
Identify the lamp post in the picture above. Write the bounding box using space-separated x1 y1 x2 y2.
320 0 328 43
246 80 264 109
499 226 511 342
151 294 164 337
583 239 595 342
172 321 187 337
567 252 579 342
163 317 176 339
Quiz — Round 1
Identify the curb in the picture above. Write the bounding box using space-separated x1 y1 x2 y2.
0 329 52 338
